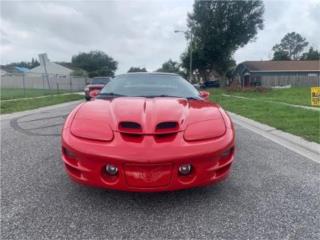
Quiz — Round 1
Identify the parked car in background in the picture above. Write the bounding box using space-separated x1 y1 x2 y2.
84 77 111 101
201 80 220 89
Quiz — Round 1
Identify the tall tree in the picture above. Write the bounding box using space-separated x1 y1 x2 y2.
300 47 320 60
272 32 308 60
127 67 147 72
72 50 118 78
272 45 291 60
156 59 186 77
182 0 264 81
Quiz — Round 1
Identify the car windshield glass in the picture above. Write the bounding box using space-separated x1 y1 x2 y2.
91 78 110 84
98 74 200 99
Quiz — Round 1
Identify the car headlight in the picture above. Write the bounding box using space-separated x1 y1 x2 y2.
84 87 89 92
70 117 113 141
184 119 226 141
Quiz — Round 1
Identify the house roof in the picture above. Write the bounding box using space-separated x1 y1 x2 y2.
30 62 72 75
241 60 320 72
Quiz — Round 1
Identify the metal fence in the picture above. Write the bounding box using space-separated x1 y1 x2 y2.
0 73 88 92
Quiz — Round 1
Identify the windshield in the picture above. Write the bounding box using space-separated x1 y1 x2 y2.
98 74 200 99
91 77 110 85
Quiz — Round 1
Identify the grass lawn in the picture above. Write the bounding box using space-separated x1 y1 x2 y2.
0 88 69 100
222 87 315 107
209 88 320 143
1 94 83 114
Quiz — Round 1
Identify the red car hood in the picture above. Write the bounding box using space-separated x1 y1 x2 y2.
71 97 225 135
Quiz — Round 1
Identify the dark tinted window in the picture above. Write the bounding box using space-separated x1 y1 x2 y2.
99 74 200 99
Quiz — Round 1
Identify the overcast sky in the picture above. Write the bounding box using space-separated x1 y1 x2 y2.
1 0 319 74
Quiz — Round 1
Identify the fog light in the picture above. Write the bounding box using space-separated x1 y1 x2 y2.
105 164 118 176
178 164 192 175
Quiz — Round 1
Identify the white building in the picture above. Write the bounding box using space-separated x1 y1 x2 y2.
29 53 72 77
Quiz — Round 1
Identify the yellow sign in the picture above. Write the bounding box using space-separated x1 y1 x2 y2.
311 87 320 106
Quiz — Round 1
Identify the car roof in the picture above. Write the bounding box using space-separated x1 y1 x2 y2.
92 76 111 79
117 72 180 77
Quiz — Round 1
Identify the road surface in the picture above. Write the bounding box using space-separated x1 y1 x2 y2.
1 102 319 240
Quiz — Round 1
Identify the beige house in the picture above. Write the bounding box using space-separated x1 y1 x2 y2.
234 60 320 87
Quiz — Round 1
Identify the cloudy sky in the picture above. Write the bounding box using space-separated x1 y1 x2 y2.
1 0 319 74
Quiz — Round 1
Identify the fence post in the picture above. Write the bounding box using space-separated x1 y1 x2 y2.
69 75 72 91
56 82 59 94
22 73 26 97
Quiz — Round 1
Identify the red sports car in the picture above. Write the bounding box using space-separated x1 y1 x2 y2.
62 72 235 192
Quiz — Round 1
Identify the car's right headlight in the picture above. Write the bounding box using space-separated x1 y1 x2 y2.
184 119 226 141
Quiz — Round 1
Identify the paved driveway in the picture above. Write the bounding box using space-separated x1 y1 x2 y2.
1 102 319 240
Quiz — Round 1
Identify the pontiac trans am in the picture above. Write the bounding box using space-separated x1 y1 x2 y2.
61 72 235 192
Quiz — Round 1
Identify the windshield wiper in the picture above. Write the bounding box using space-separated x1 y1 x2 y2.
137 95 200 100
97 93 127 98
138 95 181 98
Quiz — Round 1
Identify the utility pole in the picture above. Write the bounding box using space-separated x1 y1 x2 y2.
189 32 193 82
174 30 193 82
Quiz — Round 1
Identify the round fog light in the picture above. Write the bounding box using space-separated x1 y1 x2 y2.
179 164 192 176
105 164 118 176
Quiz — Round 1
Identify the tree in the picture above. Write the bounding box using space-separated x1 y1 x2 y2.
300 47 320 60
156 59 185 77
127 67 147 72
272 46 291 60
182 0 264 81
5 58 40 69
272 32 308 60
72 50 118 78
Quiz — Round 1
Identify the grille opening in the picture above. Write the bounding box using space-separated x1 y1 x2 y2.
156 121 178 130
119 121 141 130
154 133 177 143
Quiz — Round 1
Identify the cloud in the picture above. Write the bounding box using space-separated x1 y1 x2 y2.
234 0 320 62
1 0 319 73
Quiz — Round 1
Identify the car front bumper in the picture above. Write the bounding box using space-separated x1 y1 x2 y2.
61 130 235 192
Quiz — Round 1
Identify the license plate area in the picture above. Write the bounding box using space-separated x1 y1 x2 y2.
124 163 173 188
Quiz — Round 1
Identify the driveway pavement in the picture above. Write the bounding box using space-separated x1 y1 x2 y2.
1 102 319 240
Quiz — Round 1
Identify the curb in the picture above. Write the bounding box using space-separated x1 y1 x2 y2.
0 100 83 121
228 112 320 163
1 92 83 102
222 94 320 112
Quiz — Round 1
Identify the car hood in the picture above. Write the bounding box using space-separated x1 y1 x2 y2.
72 97 225 134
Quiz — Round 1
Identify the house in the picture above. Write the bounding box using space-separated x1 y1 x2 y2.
29 53 72 78
233 60 320 87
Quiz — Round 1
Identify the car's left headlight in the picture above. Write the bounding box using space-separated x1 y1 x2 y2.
184 119 226 141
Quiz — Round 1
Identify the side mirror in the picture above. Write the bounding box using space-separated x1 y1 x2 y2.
199 90 210 100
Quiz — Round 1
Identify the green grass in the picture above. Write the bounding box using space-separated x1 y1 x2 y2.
1 94 83 114
0 88 69 100
222 87 315 107
209 88 320 143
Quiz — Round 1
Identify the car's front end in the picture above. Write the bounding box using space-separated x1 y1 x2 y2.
61 96 235 192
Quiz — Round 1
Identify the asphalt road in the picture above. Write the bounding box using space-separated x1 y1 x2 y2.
1 102 320 240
